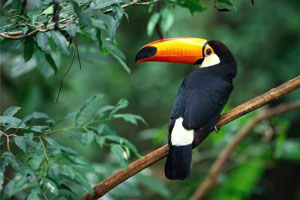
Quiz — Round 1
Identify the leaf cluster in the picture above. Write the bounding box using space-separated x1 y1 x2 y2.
1 0 134 77
0 94 149 199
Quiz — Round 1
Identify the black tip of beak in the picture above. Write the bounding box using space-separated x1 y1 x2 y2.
135 46 157 63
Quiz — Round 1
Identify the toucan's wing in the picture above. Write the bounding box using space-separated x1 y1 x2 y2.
168 76 233 144
183 78 233 129
182 88 224 129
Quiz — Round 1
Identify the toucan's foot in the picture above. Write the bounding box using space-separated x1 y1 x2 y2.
214 125 220 133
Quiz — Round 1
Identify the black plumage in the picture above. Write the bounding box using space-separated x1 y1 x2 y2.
165 41 237 179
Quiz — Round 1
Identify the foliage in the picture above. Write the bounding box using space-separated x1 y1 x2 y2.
1 0 133 76
0 94 170 199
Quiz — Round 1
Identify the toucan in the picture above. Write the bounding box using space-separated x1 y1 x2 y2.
135 38 237 180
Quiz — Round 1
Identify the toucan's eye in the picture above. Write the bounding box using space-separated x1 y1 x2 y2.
206 49 212 56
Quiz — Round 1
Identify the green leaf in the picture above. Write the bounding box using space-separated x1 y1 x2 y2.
19 112 49 127
30 125 50 133
111 144 128 168
103 135 122 143
92 18 107 30
27 187 41 200
121 138 142 158
96 136 105 147
42 4 54 15
66 155 92 168
2 171 36 198
72 2 92 28
75 94 104 126
66 23 77 38
0 116 25 130
14 133 35 153
104 135 141 158
48 165 63 185
36 33 49 51
103 125 118 135
112 53 131 73
45 137 77 154
67 130 82 140
52 31 70 55
68 130 95 145
3 173 27 198
110 98 128 115
160 9 174 35
35 50 55 78
45 53 58 73
43 178 59 196
147 13 160 36
113 113 146 126
102 40 130 72
111 4 127 25
96 105 114 117
28 154 45 170
3 106 21 117
173 0 207 14
14 136 27 152
1 152 20 169
91 11 117 40
81 131 95 145
91 0 130 9
62 166 94 194
24 37 34 62
102 41 125 59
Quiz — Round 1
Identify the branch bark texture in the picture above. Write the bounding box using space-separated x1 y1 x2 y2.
83 75 300 200
191 101 300 200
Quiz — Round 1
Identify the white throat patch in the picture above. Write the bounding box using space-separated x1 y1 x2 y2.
171 117 194 146
200 54 220 68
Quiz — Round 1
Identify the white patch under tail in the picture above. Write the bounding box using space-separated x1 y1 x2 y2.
200 54 220 68
171 118 194 146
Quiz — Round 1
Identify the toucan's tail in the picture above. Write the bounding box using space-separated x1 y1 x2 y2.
165 144 192 180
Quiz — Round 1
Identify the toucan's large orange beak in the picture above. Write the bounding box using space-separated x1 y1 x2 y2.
135 37 208 65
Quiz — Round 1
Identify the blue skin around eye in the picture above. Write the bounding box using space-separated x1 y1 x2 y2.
206 49 212 56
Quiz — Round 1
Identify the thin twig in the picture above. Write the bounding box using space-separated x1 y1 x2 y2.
191 101 300 200
39 136 49 162
0 130 12 153
55 49 76 103
75 34 82 70
83 75 300 200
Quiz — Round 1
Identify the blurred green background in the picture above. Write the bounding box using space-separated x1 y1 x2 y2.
1 0 300 199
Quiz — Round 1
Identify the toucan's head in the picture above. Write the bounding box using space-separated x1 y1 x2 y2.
135 37 236 69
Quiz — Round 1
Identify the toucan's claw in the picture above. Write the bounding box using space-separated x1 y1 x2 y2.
214 125 220 133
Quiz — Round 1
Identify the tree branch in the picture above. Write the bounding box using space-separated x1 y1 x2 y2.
191 100 300 200
0 0 160 40
83 75 300 200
